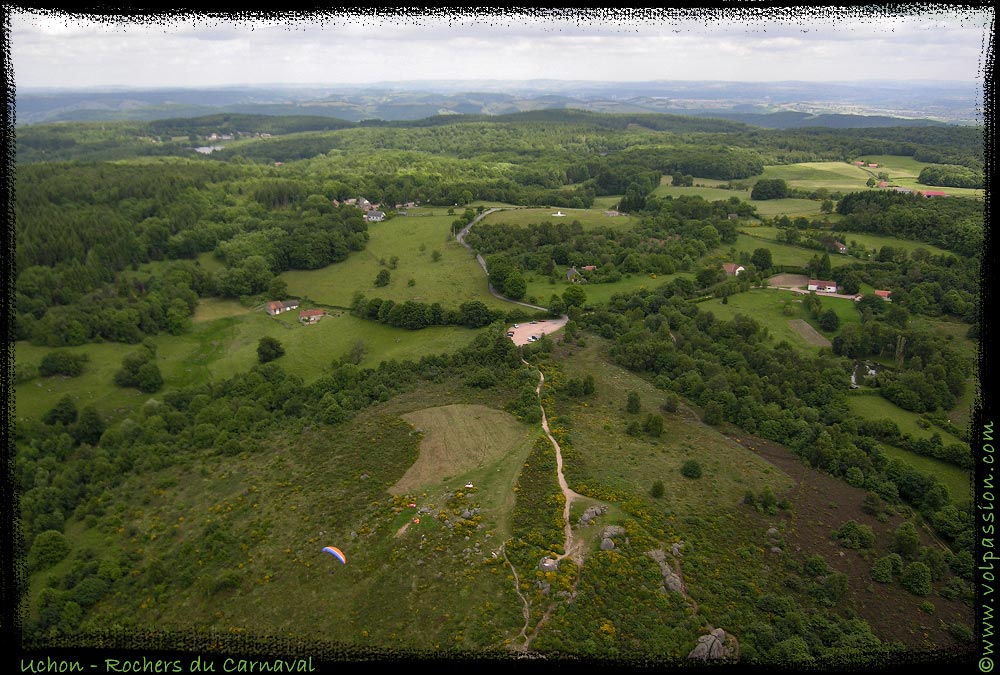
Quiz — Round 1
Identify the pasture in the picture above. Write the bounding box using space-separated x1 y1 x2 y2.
743 226 956 259
847 394 965 447
477 206 637 231
756 161 871 192
734 233 855 268
15 309 485 428
547 337 795 515
858 155 983 200
521 269 672 308
698 288 858 352
879 443 972 508
282 212 510 311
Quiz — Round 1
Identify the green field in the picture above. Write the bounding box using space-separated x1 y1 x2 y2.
742 226 956 259
847 393 965 447
699 288 858 351
15 310 485 429
734 233 854 268
549 337 795 514
522 269 672 308
282 212 510 311
756 162 872 192
478 206 637 231
880 444 972 508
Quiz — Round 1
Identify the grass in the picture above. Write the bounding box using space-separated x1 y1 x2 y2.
733 233 854 268
847 394 965 446
282 212 510 311
477 206 637 231
699 288 858 352
756 162 871 192
858 155 984 200
521 270 672 308
742 226 956 259
879 443 972 508
545 337 795 515
15 311 486 428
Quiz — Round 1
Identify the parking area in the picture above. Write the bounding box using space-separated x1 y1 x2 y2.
506 316 569 346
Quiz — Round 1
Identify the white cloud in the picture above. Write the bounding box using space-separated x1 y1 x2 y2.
9 7 991 89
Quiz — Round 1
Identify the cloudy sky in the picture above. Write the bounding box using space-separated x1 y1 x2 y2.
9 7 993 90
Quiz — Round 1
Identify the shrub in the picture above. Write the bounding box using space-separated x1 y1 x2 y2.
650 480 665 499
870 556 895 583
28 530 71 571
681 460 703 479
39 351 88 377
900 561 933 596
832 520 875 549
257 336 285 364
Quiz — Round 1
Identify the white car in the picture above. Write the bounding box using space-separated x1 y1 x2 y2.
513 324 520 328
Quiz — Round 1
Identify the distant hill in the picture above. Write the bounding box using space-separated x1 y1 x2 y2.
15 80 978 127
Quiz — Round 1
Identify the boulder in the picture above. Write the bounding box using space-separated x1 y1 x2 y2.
603 525 626 539
539 557 559 572
600 538 616 551
671 541 684 557
688 628 735 661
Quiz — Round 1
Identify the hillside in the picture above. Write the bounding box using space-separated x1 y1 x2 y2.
10 111 981 669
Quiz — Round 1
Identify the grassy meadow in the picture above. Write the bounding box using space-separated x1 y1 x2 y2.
477 206 637 231
545 337 795 514
282 212 510 311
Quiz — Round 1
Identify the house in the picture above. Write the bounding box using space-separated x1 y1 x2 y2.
566 267 582 282
918 190 949 198
834 241 847 254
722 263 745 277
868 163 879 168
853 161 865 166
892 187 912 194
365 210 385 222
874 290 892 302
581 265 597 272
299 309 324 324
876 181 888 188
266 299 299 316
604 210 621 217
807 280 838 293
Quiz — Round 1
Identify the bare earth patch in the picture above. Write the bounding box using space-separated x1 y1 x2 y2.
768 273 809 289
789 318 831 347
734 432 975 653
391 403 530 494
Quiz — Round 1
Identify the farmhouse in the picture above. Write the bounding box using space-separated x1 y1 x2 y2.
877 181 889 188
834 241 848 254
266 299 300 316
807 280 838 293
868 163 879 168
566 267 582 282
582 265 598 272
874 290 893 301
722 263 745 277
853 161 865 166
365 210 386 222
299 309 324 324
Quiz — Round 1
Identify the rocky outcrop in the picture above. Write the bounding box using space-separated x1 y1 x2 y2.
646 548 686 594
538 557 559 572
688 628 736 661
579 505 608 526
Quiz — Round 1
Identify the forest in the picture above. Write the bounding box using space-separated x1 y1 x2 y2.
11 108 984 667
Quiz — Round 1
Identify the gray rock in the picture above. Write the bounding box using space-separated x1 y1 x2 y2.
539 557 559 572
600 538 615 551
688 628 734 661
767 527 779 537
671 542 684 557
603 525 626 539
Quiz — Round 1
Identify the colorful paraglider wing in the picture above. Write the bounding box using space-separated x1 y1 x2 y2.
322 546 347 564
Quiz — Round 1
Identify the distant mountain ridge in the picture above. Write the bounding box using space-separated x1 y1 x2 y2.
14 80 978 127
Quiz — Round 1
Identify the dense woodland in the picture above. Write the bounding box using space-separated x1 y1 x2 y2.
11 109 984 663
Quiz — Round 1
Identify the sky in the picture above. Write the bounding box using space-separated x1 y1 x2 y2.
8 6 994 90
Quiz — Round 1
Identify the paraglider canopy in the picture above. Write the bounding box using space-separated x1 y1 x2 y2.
322 546 347 564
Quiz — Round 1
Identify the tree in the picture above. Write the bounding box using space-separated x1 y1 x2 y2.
43 395 78 426
750 248 773 272
28 530 70 571
820 199 834 214
892 521 921 559
431 250 442 262
626 391 641 414
503 272 527 300
39 351 88 377
72 406 105 446
818 309 841 332
562 284 587 308
374 269 391 287
750 178 788 200
257 336 285 363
